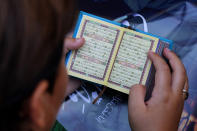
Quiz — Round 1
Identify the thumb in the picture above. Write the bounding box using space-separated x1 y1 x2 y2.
128 84 147 114
64 37 85 54
128 85 147 130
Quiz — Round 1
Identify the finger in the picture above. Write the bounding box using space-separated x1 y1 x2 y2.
184 77 189 92
163 48 187 92
64 37 85 54
128 84 147 114
148 51 172 91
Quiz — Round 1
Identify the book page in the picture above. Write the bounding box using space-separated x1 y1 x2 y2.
68 19 120 81
108 30 157 89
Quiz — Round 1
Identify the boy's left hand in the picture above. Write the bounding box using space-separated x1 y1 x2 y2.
64 37 85 96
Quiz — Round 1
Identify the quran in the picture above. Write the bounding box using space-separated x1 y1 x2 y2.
66 11 173 94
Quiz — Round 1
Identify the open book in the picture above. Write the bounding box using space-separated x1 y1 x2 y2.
66 11 173 94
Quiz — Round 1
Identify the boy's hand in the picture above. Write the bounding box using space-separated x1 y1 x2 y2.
64 37 85 55
128 48 188 131
64 37 85 96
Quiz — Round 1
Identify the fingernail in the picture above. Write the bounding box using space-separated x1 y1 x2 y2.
165 48 170 52
148 50 154 55
76 38 83 43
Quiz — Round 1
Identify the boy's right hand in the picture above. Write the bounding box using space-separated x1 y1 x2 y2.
128 48 188 131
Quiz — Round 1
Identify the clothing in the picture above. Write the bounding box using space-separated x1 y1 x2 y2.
51 120 66 131
124 0 185 12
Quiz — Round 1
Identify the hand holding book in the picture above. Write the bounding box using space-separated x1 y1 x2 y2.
64 37 85 96
128 48 188 131
64 11 188 131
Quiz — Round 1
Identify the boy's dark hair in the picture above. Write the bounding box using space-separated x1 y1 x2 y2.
0 0 76 130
